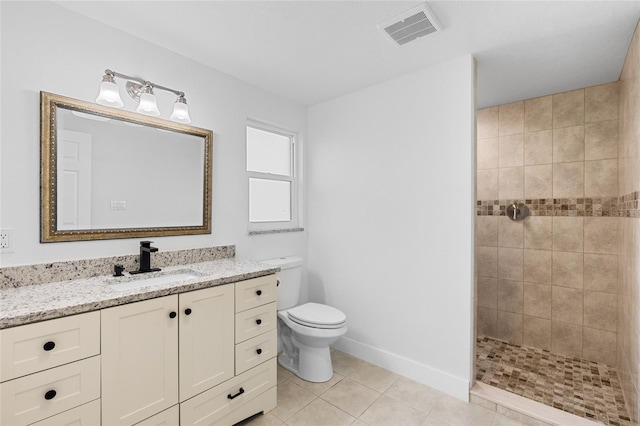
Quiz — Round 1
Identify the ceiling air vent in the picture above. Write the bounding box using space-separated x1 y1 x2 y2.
378 3 441 46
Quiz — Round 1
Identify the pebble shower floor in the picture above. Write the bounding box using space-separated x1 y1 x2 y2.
476 336 631 426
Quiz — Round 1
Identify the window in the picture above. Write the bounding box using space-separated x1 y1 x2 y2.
246 122 300 232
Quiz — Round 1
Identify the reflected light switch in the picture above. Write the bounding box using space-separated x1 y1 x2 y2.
110 200 127 211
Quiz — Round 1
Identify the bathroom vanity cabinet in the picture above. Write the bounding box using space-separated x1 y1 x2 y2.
0 273 278 426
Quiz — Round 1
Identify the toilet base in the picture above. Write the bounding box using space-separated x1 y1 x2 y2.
278 343 334 383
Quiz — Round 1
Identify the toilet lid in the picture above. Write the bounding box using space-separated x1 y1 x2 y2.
287 303 346 329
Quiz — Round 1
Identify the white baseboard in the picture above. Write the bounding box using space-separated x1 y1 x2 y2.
332 336 470 402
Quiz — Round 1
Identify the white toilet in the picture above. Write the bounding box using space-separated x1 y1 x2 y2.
262 257 347 383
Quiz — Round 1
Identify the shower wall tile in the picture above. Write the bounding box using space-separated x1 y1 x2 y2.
497 279 524 314
498 167 524 199
498 247 523 281
583 327 617 366
552 217 584 252
478 277 498 309
497 217 523 248
496 310 523 344
553 125 584 163
552 251 584 289
523 316 551 350
477 306 497 337
524 165 552 198
552 162 584 198
477 169 499 199
523 249 552 284
499 101 524 136
584 291 617 332
553 89 584 129
477 246 498 278
477 137 499 169
552 321 583 359
584 217 618 254
585 82 619 124
499 134 524 167
585 120 618 160
583 253 618 293
524 130 553 165
523 217 552 250
523 283 552 319
477 106 499 139
476 215 498 247
552 287 584 325
524 95 552 132
585 159 617 197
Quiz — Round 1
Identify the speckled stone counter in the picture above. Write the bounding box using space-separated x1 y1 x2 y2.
0 257 278 329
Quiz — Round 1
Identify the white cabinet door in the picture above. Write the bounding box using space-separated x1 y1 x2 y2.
101 295 179 426
179 284 234 402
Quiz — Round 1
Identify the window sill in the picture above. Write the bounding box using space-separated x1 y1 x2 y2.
248 227 304 236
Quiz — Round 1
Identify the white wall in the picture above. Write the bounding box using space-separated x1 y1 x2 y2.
307 56 476 399
0 2 307 272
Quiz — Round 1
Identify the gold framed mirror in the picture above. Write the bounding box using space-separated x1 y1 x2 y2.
41 92 213 242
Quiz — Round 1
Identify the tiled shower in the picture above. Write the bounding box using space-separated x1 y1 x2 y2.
475 19 640 425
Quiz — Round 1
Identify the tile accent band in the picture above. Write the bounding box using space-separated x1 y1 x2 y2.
476 192 639 217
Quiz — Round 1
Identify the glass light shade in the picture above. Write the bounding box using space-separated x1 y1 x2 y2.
136 92 160 116
170 100 191 124
96 80 124 107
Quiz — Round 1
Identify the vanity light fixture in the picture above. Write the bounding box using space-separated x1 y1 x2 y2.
96 69 192 123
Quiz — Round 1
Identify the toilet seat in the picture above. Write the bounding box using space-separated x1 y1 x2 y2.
287 303 346 329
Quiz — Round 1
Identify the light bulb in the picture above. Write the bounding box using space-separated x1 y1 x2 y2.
136 86 160 116
170 95 191 123
96 74 124 107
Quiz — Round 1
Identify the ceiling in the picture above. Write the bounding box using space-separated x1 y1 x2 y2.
56 1 640 108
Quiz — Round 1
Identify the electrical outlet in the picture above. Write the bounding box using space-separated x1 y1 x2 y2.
0 229 14 253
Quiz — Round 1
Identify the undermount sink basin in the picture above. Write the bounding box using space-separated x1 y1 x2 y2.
106 269 204 291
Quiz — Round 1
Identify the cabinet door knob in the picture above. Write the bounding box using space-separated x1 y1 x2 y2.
169 311 177 319
44 390 57 400
43 341 56 351
256 290 262 296
256 319 262 325
256 348 263 355
227 387 245 400
185 308 192 315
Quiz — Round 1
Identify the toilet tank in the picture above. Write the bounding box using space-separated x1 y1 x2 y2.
261 256 303 310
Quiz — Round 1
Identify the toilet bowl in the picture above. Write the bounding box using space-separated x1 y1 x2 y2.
261 257 347 383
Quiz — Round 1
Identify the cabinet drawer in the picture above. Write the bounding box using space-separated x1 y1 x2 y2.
134 404 179 426
235 303 276 343
180 358 276 426
30 399 100 426
0 311 100 382
235 275 277 313
0 356 100 426
235 329 277 375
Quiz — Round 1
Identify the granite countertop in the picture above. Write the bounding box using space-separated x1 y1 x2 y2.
0 258 278 329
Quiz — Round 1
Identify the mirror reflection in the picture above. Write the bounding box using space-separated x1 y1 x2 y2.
41 92 212 242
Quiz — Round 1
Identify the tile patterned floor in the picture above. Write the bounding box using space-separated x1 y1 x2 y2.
239 350 534 426
476 336 631 426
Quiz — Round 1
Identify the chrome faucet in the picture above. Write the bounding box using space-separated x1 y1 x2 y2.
130 241 161 274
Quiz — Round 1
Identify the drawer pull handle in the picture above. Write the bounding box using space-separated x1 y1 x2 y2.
256 348 263 355
277 279 280 287
44 390 57 400
227 387 244 400
185 308 192 315
256 290 262 296
169 311 177 319
256 319 262 325
43 341 56 351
